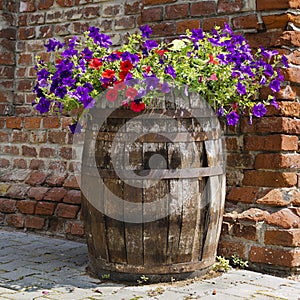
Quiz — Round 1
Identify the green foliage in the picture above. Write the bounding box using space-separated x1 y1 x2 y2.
213 256 232 272
137 275 149 285
230 254 249 269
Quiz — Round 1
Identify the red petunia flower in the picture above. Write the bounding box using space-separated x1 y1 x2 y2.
130 101 145 112
125 87 138 100
106 89 118 102
154 49 168 56
120 60 133 72
209 54 218 65
102 69 115 79
113 81 126 90
142 65 152 73
119 70 129 81
89 58 102 69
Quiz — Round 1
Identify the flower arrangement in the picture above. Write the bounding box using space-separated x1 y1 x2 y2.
33 24 288 132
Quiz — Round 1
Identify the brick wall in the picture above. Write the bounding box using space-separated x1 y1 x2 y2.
0 0 299 273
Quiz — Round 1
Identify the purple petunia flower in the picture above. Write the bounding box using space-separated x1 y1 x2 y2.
253 103 267 118
281 55 289 68
217 107 225 117
236 82 246 95
69 122 83 134
260 47 278 59
72 86 95 109
161 81 170 93
81 47 94 60
269 79 281 92
259 76 267 85
54 86 67 98
164 65 176 78
44 38 64 52
270 97 279 109
191 28 204 41
264 64 274 77
144 74 159 92
88 27 112 48
226 111 239 126
120 52 139 64
144 40 158 51
140 25 153 38
35 97 51 114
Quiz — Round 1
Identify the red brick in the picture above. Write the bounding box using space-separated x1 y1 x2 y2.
115 16 135 30
255 153 300 170
218 0 242 13
63 175 80 189
48 161 67 172
25 171 48 186
279 31 300 47
244 134 298 151
0 131 9 143
232 14 260 30
290 0 300 9
202 17 229 31
69 221 84 236
59 147 74 160
24 117 41 129
0 53 14 65
6 184 29 199
37 25 53 39
227 187 259 204
37 0 54 10
257 0 290 10
44 188 67 202
165 4 189 20
103 4 120 16
265 229 300 246
245 30 283 48
22 145 37 157
292 190 300 206
25 215 45 229
35 201 56 215
256 189 292 207
6 117 22 129
226 153 254 169
243 171 297 188
56 203 80 219
143 0 176 5
284 66 300 84
16 200 36 214
3 145 19 155
17 53 33 65
176 20 200 34
0 199 16 213
12 131 28 143
217 240 246 259
28 187 49 201
249 246 300 267
42 116 60 129
190 1 216 16
265 208 300 229
0 159 9 168
262 14 289 29
6 214 24 228
64 190 81 204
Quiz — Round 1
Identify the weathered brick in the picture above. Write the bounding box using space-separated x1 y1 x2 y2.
176 20 200 34
115 16 135 30
35 201 56 215
37 0 54 10
56 203 80 219
243 171 297 188
25 215 45 229
48 132 67 144
232 223 257 241
66 221 84 236
20 0 35 12
217 239 246 259
28 187 49 201
249 246 300 267
227 187 259 203
25 171 48 186
39 147 56 158
125 1 141 15
165 4 189 20
29 159 45 170
18 27 35 40
64 190 81 204
150 22 175 37
279 31 300 47
237 208 270 222
22 145 37 157
16 200 36 214
63 175 80 189
24 117 41 129
202 17 229 31
257 0 290 10
6 117 22 129
218 0 243 13
44 187 67 202
226 153 254 169
232 14 260 30
6 184 29 199
190 1 216 16
0 199 16 213
3 145 19 155
265 229 300 246
265 208 300 229
6 214 24 228
46 173 67 186
59 147 74 160
244 134 298 151
255 153 300 170
143 0 176 5
262 14 289 29
0 183 11 197
56 0 73 7
245 30 283 48
141 7 163 22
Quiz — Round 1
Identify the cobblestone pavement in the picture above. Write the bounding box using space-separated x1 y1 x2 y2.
0 228 300 300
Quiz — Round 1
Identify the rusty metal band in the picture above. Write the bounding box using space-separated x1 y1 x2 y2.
82 165 224 179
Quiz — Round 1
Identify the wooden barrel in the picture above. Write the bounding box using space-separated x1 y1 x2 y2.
80 92 226 282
